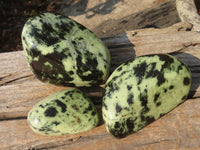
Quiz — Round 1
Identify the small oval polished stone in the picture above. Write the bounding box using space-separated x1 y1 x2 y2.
21 12 110 87
27 89 99 135
102 54 191 138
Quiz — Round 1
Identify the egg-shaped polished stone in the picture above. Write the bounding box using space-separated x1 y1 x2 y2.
27 89 99 135
22 12 110 87
102 54 191 138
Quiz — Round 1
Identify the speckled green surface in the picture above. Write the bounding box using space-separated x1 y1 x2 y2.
21 12 110 87
27 89 99 135
102 54 191 138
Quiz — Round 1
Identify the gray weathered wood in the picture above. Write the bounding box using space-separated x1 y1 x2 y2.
0 22 200 149
94 0 180 36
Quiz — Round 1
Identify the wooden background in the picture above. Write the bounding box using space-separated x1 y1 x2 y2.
0 0 200 149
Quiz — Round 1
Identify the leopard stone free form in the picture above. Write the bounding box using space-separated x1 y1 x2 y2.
27 89 99 135
102 54 191 138
22 12 110 87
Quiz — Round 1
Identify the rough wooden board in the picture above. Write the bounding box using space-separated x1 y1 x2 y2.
0 22 200 149
176 0 200 31
62 0 170 31
94 0 180 36
0 98 200 150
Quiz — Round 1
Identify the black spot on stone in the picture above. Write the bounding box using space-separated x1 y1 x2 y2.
106 77 120 97
117 66 122 72
169 85 174 90
140 93 150 114
108 123 125 138
181 95 187 100
146 116 155 124
158 54 174 64
141 115 155 124
127 94 134 105
69 71 74 75
64 91 73 96
30 49 75 87
140 93 148 107
108 118 136 138
164 89 167 93
98 52 103 57
91 111 96 116
156 102 161 106
157 73 165 86
52 121 60 126
39 104 44 108
183 77 190 85
147 70 160 78
127 85 132 90
137 86 141 91
114 121 121 129
146 63 159 78
116 103 122 113
56 19 74 34
177 65 183 73
73 43 104 84
133 62 148 84
126 118 135 130
30 23 59 46
154 93 160 103
83 105 92 114
55 100 66 113
31 48 41 57
42 22 60 45
141 106 150 113
78 37 84 40
44 107 58 117
39 18 44 23
61 96 65 99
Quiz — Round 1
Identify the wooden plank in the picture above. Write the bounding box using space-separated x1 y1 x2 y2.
94 0 180 36
0 22 200 149
0 98 200 149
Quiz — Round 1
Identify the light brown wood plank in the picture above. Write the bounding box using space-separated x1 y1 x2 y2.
0 98 200 150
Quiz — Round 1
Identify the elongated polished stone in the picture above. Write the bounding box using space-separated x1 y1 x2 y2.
102 54 191 138
27 89 99 135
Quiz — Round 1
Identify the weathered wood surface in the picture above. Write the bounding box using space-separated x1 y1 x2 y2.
94 0 180 36
62 0 171 34
176 0 200 31
0 22 200 149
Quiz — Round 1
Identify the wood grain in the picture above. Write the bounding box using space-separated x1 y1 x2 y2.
94 0 180 36
0 98 200 150
0 22 200 149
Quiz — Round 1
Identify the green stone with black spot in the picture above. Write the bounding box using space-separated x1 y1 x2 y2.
102 54 191 138
27 89 99 135
21 12 110 87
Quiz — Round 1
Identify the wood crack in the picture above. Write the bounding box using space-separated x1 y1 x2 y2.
138 139 172 147
0 74 33 86
170 43 200 54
